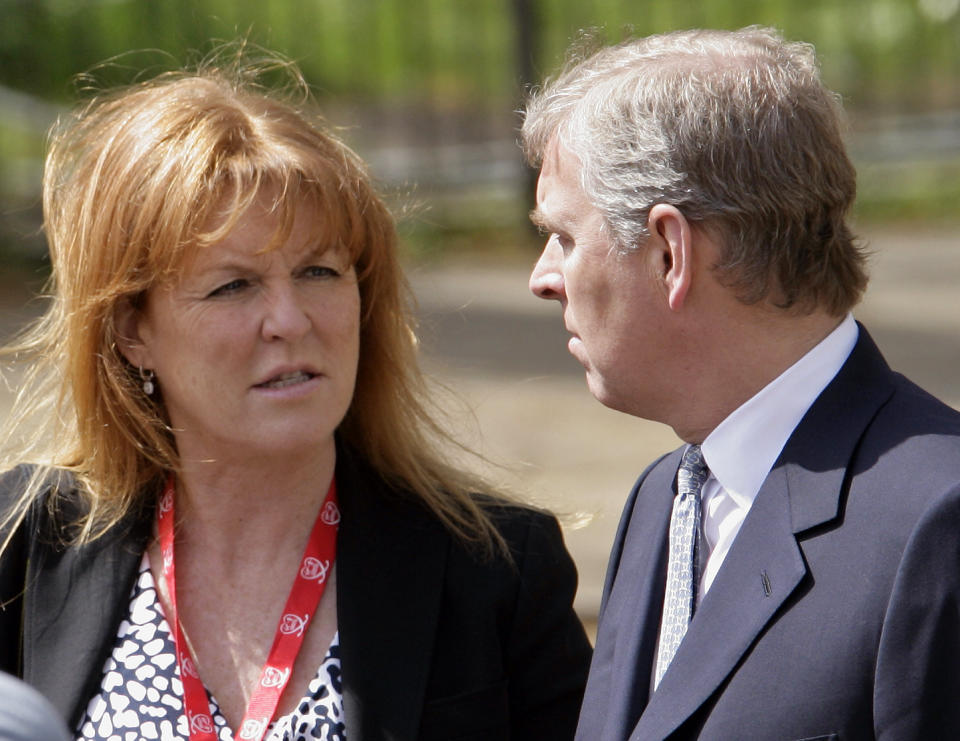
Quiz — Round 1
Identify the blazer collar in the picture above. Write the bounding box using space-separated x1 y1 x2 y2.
335 445 450 741
630 324 896 739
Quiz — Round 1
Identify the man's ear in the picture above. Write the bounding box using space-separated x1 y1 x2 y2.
647 204 694 311
114 297 152 369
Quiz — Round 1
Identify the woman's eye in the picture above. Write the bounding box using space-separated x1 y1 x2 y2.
303 265 340 279
207 278 248 298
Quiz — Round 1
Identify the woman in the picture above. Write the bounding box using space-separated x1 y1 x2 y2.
0 52 591 740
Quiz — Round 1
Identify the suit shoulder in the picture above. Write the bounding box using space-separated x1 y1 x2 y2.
844 374 960 537
863 373 960 475
886 371 960 427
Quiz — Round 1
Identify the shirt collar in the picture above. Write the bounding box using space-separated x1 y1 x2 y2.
700 314 858 509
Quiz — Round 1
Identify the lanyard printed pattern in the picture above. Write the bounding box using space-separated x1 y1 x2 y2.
157 476 340 741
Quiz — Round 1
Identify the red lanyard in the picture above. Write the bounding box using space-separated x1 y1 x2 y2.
157 475 339 741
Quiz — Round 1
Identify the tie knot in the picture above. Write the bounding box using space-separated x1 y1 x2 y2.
678 444 708 498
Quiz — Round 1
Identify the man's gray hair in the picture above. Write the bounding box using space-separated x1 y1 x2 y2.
522 26 868 314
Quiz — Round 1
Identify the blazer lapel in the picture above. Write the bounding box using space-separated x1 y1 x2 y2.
336 450 449 741
630 324 896 739
23 503 148 727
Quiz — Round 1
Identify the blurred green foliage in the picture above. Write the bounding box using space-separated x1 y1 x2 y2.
2 0 958 107
0 0 958 264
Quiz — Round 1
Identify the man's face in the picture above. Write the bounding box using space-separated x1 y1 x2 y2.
528 139 673 418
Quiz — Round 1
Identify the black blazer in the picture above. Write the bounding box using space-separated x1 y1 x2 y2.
0 446 592 740
577 325 960 740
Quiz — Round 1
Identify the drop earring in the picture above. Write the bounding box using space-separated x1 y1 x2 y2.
140 367 156 396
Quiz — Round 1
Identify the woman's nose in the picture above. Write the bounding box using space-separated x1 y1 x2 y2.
261 285 312 341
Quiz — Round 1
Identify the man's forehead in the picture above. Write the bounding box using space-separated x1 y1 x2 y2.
541 133 566 172
531 138 590 229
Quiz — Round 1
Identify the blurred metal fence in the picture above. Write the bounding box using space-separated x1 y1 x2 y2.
1 0 958 259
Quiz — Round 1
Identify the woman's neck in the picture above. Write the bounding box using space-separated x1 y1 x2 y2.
146 439 341 729
169 440 337 567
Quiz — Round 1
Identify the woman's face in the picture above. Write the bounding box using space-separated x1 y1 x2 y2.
122 196 360 466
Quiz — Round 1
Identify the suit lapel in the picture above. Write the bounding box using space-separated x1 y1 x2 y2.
629 324 896 739
577 450 678 741
631 463 805 739
336 449 449 741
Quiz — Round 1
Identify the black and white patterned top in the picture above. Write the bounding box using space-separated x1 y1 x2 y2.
76 555 346 741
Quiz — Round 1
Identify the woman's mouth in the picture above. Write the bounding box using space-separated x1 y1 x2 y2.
256 371 316 389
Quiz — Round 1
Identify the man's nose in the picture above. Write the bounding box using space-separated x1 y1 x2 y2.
529 237 565 302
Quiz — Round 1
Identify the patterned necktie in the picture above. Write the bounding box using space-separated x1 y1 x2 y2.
654 444 708 690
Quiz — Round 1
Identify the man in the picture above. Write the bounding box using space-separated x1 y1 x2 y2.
523 26 960 740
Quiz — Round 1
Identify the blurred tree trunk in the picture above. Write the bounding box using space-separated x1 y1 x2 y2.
511 0 541 235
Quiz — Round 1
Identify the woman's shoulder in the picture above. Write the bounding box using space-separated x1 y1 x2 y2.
0 464 39 500
336 445 570 564
473 494 563 543
0 465 151 552
0 463 78 493
0 464 82 519
0 465 87 556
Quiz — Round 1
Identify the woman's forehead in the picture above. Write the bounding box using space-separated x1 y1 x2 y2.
144 183 359 290
191 214 340 268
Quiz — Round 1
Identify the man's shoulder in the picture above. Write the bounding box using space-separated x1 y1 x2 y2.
857 372 960 485
868 370 960 448
811 324 960 471
884 369 960 426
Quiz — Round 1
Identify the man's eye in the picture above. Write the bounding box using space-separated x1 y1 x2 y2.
207 279 248 297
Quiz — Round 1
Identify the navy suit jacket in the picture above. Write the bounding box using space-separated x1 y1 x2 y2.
577 325 960 740
0 445 592 740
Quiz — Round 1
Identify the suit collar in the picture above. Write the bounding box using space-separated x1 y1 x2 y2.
783 323 894 534
335 445 450 741
701 313 859 513
629 324 896 739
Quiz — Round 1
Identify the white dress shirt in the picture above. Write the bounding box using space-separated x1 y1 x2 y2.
696 314 858 602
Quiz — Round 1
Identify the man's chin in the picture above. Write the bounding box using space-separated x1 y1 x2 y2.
585 374 647 418
585 373 616 408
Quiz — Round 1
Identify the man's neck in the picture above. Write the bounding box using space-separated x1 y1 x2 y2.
672 307 847 444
